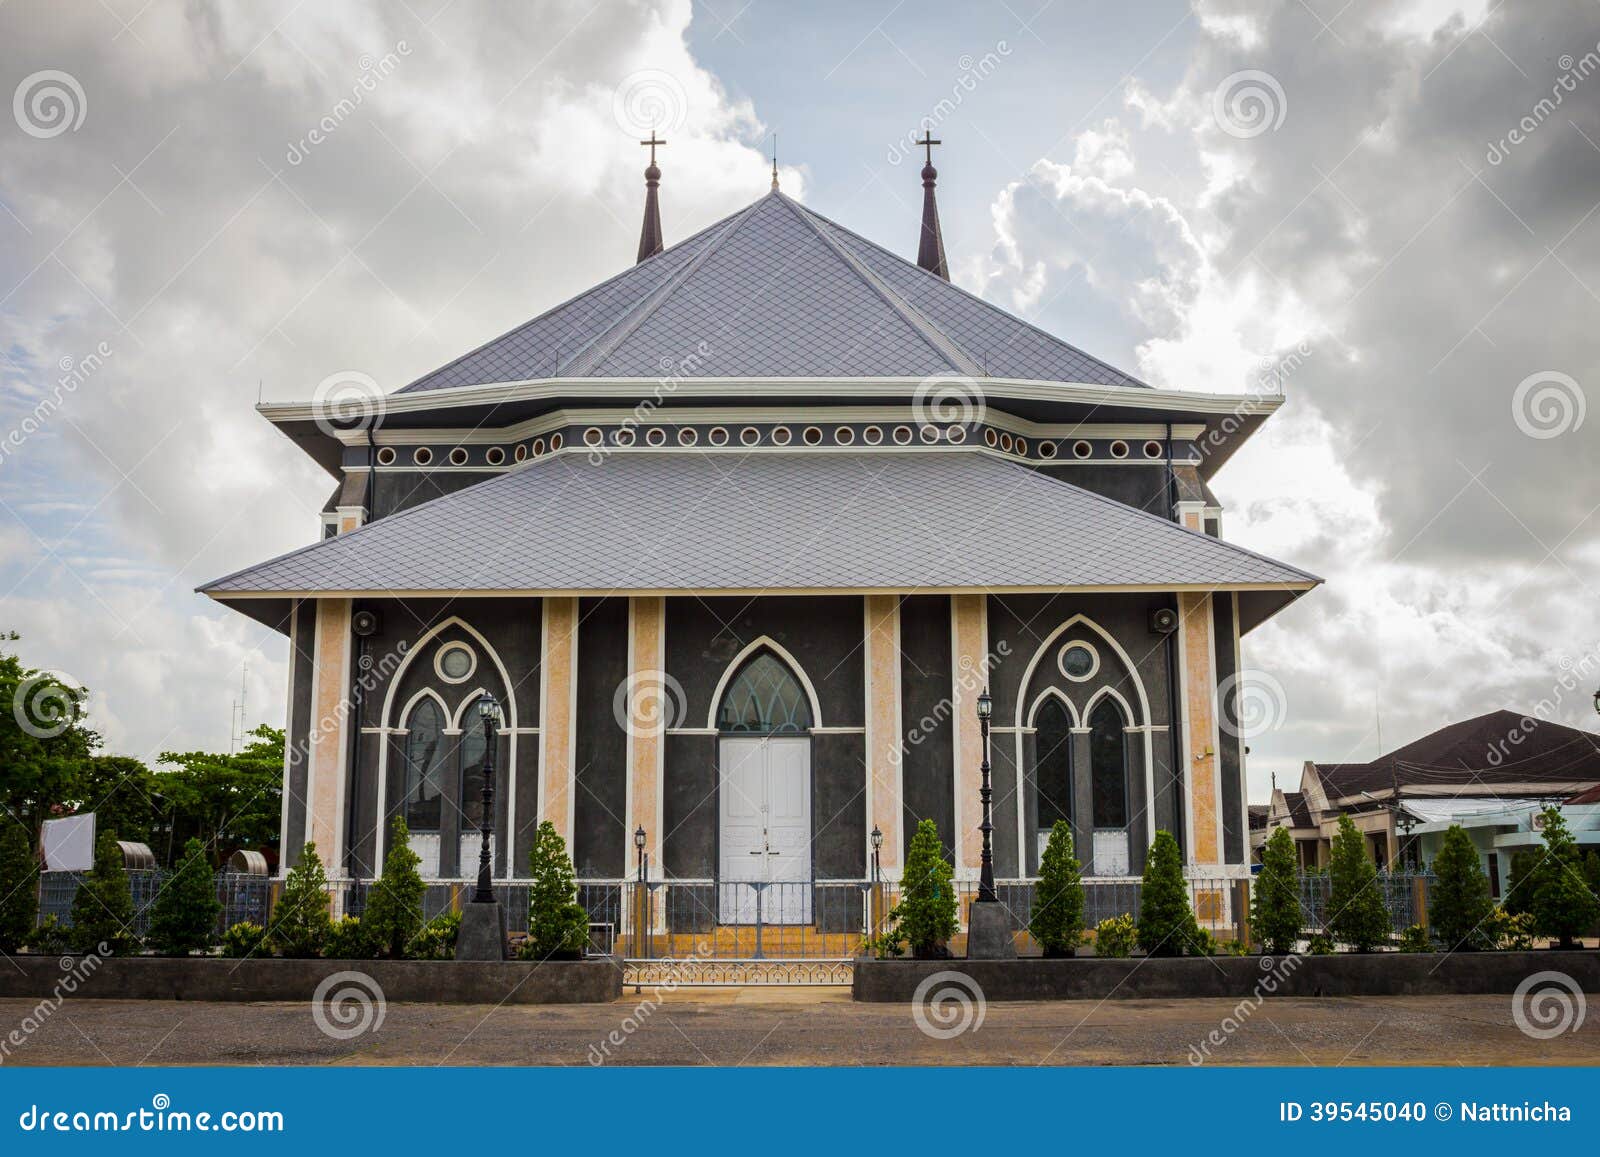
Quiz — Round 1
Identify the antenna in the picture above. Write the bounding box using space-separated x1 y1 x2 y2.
230 662 248 753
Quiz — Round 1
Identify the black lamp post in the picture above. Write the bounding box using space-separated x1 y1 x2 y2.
976 688 996 903
870 824 883 885
473 693 501 903
634 824 648 882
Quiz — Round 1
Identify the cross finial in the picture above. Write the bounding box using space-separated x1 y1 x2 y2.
639 130 665 165
916 130 940 167
770 132 779 191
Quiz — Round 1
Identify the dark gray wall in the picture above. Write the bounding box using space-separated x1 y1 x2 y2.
573 597 627 878
281 599 316 871
1214 593 1245 865
899 595 955 862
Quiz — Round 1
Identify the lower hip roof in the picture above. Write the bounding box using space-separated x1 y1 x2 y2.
201 450 1317 625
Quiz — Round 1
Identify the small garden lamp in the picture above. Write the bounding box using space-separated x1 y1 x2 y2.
976 688 996 903
870 824 883 883
473 693 501 903
634 824 647 881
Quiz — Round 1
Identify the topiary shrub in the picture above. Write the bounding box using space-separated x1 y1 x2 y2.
146 837 221 955
895 819 958 959
1528 807 1600 949
520 821 589 960
1252 827 1303 954
323 915 372 959
1396 923 1433 953
1136 830 1198 957
1092 914 1137 958
1428 824 1494 951
1327 815 1390 952
1306 932 1335 955
0 823 38 954
267 842 332 957
1501 850 1537 915
70 832 137 955
1485 907 1534 951
362 816 426 958
221 921 267 958
1187 925 1218 957
1028 821 1085 957
409 910 462 960
27 915 70 954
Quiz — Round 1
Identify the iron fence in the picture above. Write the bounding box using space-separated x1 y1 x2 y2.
1297 870 1433 935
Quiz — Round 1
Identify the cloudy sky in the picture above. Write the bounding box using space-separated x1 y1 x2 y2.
2 0 1597 799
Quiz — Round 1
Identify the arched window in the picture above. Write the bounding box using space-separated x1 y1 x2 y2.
1035 697 1074 830
402 698 446 832
717 652 813 734
458 700 489 829
1089 698 1128 829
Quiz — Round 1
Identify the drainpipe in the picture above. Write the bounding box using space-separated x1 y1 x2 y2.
1162 422 1187 860
344 618 367 880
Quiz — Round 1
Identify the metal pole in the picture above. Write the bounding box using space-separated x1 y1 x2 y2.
979 710 997 903
473 711 496 903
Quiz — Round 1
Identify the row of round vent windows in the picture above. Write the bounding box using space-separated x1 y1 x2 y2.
375 429 1169 465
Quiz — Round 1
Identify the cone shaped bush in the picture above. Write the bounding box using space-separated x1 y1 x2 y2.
70 832 137 955
0 824 38 954
268 841 331 958
521 820 588 960
1137 830 1199 957
147 837 221 955
363 816 426 958
1252 826 1303 954
1029 821 1084 956
897 818 958 958
1327 815 1390 952
1428 824 1494 951
1529 807 1600 950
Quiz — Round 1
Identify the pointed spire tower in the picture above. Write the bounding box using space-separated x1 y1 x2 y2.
636 131 665 263
915 131 949 280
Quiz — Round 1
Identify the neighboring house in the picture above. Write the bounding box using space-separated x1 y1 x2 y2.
1264 710 1600 880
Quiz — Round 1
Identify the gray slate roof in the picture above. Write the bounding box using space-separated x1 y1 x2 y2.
397 192 1148 392
202 451 1316 596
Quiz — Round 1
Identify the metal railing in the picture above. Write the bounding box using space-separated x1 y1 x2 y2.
38 870 270 938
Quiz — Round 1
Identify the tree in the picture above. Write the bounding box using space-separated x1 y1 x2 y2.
1528 807 1600 950
362 816 425 958
1252 826 1303 954
521 821 588 960
267 841 331 957
155 725 283 865
0 822 39 953
896 818 957 958
1029 821 1085 956
1137 830 1200 957
0 634 99 839
146 837 221 955
70 831 137 954
1327 815 1390 952
1502 850 1538 916
65 755 164 850
1428 824 1494 951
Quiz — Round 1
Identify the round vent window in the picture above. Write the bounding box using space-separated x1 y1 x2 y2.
1058 642 1100 682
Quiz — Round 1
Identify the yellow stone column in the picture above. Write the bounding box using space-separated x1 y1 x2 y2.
950 594 987 876
1177 590 1221 865
306 597 352 868
864 596 903 874
625 596 666 870
539 597 579 841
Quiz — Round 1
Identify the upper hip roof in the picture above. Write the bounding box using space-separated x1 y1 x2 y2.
396 191 1150 393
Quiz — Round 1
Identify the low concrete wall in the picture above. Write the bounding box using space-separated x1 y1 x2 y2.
852 951 1600 1002
0 955 621 1005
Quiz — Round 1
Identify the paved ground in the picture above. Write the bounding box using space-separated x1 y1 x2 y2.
3 990 1597 1066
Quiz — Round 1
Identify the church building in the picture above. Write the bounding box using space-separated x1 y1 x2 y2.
202 142 1318 936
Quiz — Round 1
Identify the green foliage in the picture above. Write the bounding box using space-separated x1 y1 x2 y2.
363 816 426 958
1136 830 1198 957
0 634 99 839
323 915 372 959
1219 938 1251 957
1092 914 1138 958
69 755 163 851
27 915 69 954
1252 827 1303 954
1584 849 1600 899
0 822 39 953
1428 825 1495 951
1306 933 1335 955
896 819 958 958
267 842 331 957
145 837 220 955
70 832 137 954
220 921 267 958
155 725 283 862
858 927 906 959
408 910 462 960
1326 815 1391 952
521 821 589 960
1028 821 1085 956
1396 923 1433 952
1187 925 1218 957
1527 807 1600 949
1484 907 1535 951
1501 851 1537 916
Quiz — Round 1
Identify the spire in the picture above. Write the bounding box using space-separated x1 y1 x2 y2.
914 131 948 280
770 133 779 192
636 131 665 263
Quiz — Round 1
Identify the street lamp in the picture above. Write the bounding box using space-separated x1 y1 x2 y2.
976 688 995 903
473 693 501 903
966 687 1014 959
870 824 883 884
634 825 647 882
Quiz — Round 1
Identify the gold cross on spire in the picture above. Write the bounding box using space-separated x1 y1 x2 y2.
640 131 665 164
915 131 941 167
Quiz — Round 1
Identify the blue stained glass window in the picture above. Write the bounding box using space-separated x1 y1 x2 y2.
717 652 813 734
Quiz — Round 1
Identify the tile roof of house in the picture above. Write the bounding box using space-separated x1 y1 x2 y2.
201 449 1317 597
1312 710 1600 800
1279 791 1314 828
396 191 1150 392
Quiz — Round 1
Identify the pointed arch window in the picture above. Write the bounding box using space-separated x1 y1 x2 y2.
402 698 446 832
1035 697 1074 830
1089 698 1129 830
717 652 813 734
458 699 489 829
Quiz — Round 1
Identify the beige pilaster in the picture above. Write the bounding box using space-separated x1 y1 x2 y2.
539 597 579 840
306 598 352 869
1177 589 1221 864
864 596 903 873
950 593 988 875
625 596 667 870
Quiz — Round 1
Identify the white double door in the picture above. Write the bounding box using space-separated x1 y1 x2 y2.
718 736 812 924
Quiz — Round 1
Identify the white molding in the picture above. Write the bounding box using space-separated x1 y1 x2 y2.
1025 685 1082 729
1084 684 1137 726
704 635 826 731
280 601 300 859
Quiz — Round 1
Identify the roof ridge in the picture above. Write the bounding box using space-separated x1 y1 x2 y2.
560 199 767 378
776 193 982 378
